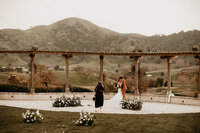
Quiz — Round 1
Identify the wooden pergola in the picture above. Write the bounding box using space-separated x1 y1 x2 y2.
0 50 200 98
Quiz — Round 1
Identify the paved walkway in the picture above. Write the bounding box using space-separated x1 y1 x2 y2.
0 100 200 114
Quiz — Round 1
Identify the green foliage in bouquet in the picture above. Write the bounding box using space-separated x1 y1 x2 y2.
52 95 81 107
74 111 96 126
121 98 143 111
22 109 43 123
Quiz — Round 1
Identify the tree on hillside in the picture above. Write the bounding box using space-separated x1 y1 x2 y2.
73 65 95 79
54 65 60 71
160 72 164 77
157 77 164 87
129 63 148 93
138 68 148 93
28 64 58 88
128 48 148 93
8 73 28 87
177 75 188 88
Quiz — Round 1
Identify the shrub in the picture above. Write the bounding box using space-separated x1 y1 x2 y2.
103 81 117 92
22 109 43 123
148 78 157 87
35 87 65 93
70 87 92 92
0 83 65 93
164 81 173 87
121 98 143 111
8 74 28 87
139 72 148 93
0 84 29 92
126 77 135 92
28 64 58 88
157 77 164 87
52 95 81 107
74 111 96 126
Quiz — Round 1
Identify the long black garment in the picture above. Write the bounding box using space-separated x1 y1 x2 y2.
95 85 105 108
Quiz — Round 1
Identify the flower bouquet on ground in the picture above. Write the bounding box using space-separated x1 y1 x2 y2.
22 109 43 123
74 111 96 126
121 98 143 111
52 95 81 107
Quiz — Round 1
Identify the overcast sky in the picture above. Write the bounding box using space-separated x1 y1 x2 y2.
0 0 200 36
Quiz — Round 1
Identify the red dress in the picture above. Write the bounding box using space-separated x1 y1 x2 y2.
121 79 127 99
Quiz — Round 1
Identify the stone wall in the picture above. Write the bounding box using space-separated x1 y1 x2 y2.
0 92 200 106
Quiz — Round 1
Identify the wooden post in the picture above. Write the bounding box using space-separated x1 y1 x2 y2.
61 54 71 92
198 58 200 97
29 53 35 93
160 56 177 102
64 55 70 92
99 55 104 84
167 58 171 96
134 57 140 95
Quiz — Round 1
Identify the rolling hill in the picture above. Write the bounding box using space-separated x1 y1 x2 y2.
0 17 200 67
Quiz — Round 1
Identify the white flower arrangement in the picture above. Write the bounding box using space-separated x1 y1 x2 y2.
121 98 143 110
22 109 43 123
52 95 81 107
74 111 96 126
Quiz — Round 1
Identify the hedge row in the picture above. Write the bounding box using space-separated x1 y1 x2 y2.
0 84 28 92
0 84 92 93
70 87 93 92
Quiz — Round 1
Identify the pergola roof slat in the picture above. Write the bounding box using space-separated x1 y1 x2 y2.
0 50 200 56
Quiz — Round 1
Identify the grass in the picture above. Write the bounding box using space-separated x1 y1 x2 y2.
146 66 199 97
0 64 199 96
0 54 27 66
0 106 200 133
53 71 99 86
0 71 99 87
147 86 197 97
0 72 10 82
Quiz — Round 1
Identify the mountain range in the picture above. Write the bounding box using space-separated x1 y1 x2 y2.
0 17 200 67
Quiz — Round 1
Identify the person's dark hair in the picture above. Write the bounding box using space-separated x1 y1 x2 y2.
95 82 104 92
97 82 102 88
118 76 123 81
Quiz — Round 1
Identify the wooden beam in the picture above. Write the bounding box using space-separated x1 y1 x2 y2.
29 53 35 93
99 55 104 84
160 55 178 59
0 50 200 57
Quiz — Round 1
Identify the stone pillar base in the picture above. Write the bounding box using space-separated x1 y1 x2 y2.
65 87 70 93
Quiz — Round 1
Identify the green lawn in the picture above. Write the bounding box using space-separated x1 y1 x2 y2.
54 71 99 86
0 72 10 82
0 106 200 133
0 71 99 87
147 86 197 97
146 66 199 97
0 64 199 97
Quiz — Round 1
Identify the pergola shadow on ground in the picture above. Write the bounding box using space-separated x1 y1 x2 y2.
0 49 200 102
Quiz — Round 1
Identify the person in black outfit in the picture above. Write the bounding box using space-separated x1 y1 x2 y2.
94 82 105 109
